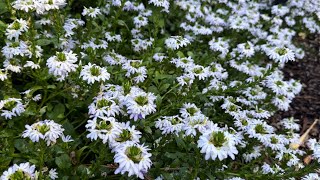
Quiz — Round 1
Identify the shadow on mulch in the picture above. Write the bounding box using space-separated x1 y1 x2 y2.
271 34 320 138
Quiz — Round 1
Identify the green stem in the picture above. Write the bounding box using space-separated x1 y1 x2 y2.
38 140 46 179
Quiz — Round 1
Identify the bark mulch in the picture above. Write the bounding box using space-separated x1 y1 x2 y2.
271 34 320 139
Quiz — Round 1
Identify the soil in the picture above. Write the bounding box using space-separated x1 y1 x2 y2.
271 33 320 139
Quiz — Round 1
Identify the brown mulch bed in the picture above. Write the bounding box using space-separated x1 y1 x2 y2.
271 34 320 138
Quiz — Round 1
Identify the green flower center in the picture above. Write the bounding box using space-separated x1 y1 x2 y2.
36 124 50 134
209 131 227 147
56 52 66 62
12 21 21 30
181 58 189 64
245 42 251 49
255 124 266 134
116 130 132 142
11 42 20 48
9 170 32 180
97 99 112 108
97 119 112 131
90 66 101 76
170 117 181 125
135 95 148 106
270 136 278 144
275 81 283 87
240 119 248 126
211 66 217 72
3 101 17 111
183 77 191 83
228 104 238 111
275 48 288 56
186 107 197 116
125 146 143 163
130 61 141 68
193 67 203 74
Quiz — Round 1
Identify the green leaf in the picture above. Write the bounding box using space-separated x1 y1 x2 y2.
0 129 15 138
47 103 65 119
39 106 47 115
25 102 37 116
0 1 7 15
36 39 53 46
0 20 7 32
164 152 177 159
144 126 152 134
175 136 186 149
0 156 12 168
29 159 38 165
171 158 181 167
159 83 170 93
47 85 56 89
14 139 30 153
76 146 89 162
176 51 185 58
55 154 72 169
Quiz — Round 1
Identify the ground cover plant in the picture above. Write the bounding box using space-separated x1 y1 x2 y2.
0 0 320 179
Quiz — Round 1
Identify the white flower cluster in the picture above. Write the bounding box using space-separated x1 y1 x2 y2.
22 119 73 146
156 103 241 161
46 51 78 81
12 0 66 14
86 85 155 178
1 0 320 178
0 98 25 119
1 162 36 180
1 162 58 180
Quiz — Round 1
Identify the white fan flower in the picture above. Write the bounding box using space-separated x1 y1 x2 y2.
80 63 110 84
198 128 238 161
114 142 152 179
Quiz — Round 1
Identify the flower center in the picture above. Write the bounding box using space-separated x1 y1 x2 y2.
245 42 251 49
90 66 101 77
186 107 197 116
125 146 143 163
12 21 21 30
97 119 112 131
56 52 67 62
36 124 50 134
209 131 227 147
255 124 266 134
9 170 32 180
130 61 141 68
170 117 181 125
270 136 278 144
193 67 203 74
4 101 17 111
240 119 248 126
275 48 288 56
116 130 132 142
97 99 112 108
134 95 148 106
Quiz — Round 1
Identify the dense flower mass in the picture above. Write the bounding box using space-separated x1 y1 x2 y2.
0 0 320 179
